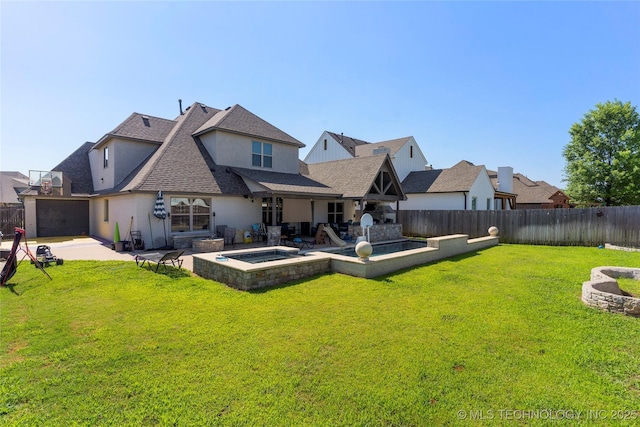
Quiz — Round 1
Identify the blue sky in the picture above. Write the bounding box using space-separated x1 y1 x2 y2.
2 1 639 188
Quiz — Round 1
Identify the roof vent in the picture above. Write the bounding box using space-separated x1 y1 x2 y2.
200 104 207 112
178 99 183 115
225 106 231 111
142 115 150 127
372 146 390 155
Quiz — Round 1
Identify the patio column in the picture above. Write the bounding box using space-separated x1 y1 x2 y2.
271 196 277 226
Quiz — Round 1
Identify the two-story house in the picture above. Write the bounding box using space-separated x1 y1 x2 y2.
20 102 406 247
304 131 430 182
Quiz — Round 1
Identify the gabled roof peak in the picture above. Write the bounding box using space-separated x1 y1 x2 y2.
193 104 304 147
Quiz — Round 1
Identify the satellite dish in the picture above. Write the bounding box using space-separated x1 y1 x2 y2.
361 213 374 228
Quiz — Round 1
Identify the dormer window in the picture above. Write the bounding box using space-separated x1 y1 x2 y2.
103 146 109 168
252 141 272 168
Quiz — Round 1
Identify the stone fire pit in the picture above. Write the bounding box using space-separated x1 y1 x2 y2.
582 266 640 317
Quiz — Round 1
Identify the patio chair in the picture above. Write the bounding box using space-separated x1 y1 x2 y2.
252 223 267 243
216 225 227 239
224 227 236 247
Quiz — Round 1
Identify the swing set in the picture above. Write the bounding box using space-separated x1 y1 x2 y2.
1 227 52 287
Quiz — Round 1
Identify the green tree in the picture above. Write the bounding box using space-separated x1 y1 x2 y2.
563 100 640 206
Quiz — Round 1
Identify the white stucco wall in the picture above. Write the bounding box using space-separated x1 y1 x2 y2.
399 193 467 210
113 140 158 186
304 132 353 164
89 142 112 191
89 138 157 192
469 168 495 210
200 131 300 174
90 193 262 249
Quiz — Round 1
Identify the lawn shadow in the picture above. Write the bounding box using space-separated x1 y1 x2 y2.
1 277 47 296
138 265 192 279
247 273 335 294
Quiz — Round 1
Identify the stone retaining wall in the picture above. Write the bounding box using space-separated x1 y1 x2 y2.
348 223 403 243
582 266 640 317
192 238 224 253
193 254 332 291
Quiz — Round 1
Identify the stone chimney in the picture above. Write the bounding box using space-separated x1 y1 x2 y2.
497 167 513 193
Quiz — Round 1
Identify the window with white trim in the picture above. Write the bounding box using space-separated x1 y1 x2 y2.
103 146 109 168
103 199 109 222
471 196 477 210
170 197 211 232
252 141 272 168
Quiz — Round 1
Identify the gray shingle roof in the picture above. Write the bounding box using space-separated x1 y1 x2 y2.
326 131 370 156
402 160 484 193
52 141 96 195
195 104 304 147
97 113 177 146
355 137 412 157
230 167 340 197
401 170 443 193
118 102 249 195
487 170 565 203
512 173 563 204
304 155 405 199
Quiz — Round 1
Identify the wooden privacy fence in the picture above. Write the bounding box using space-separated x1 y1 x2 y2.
398 206 640 247
0 205 25 237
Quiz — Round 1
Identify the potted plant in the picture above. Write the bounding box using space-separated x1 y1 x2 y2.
113 222 124 251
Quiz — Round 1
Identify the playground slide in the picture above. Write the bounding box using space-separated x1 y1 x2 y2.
322 224 347 247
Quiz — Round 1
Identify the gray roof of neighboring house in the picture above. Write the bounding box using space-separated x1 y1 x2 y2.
117 102 250 196
231 167 341 197
355 136 412 157
304 155 405 199
487 170 565 203
0 171 29 204
326 131 370 156
96 113 177 147
513 173 565 204
52 141 96 195
195 104 304 147
402 160 484 193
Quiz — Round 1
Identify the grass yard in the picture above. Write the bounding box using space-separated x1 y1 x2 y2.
1 244 639 426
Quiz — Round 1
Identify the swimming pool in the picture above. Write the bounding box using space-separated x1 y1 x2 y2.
193 235 499 290
326 240 429 258
225 249 306 264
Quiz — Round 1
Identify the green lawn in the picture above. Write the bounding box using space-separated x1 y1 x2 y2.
1 245 639 426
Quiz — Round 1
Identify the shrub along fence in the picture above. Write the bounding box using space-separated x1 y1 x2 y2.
398 206 640 247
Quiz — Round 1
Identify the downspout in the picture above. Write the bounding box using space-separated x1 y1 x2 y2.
463 192 467 210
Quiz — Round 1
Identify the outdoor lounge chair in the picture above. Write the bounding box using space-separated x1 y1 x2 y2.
291 237 315 249
135 250 184 272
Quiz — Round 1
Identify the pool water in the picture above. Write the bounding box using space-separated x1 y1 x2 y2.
327 240 428 258
225 249 306 264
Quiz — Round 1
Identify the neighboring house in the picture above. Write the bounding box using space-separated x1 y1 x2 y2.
487 170 570 209
400 160 500 210
20 102 406 246
0 171 29 206
305 131 429 181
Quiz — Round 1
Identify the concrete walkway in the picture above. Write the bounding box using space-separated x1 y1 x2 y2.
0 236 340 273
0 236 196 271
